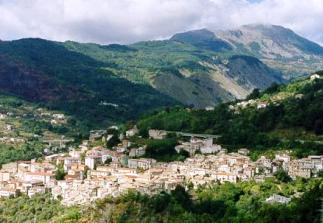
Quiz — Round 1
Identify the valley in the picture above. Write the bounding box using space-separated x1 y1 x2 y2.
0 23 322 223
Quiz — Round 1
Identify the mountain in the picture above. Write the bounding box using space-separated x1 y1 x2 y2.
170 28 232 51
0 24 321 124
0 38 179 128
63 35 283 107
215 24 323 78
216 24 323 57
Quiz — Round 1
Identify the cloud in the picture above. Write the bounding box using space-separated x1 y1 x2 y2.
0 0 322 45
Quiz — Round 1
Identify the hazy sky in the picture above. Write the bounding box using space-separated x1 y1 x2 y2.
0 0 322 45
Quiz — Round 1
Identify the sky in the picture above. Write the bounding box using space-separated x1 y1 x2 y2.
0 0 322 45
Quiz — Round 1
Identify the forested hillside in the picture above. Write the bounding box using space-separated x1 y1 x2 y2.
0 93 86 165
137 72 323 158
0 39 179 128
0 24 322 127
63 35 283 106
0 37 279 126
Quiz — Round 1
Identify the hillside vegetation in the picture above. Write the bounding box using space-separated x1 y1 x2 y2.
0 36 279 123
0 39 178 129
0 93 85 165
63 37 282 107
0 24 322 127
137 73 323 158
1 178 320 223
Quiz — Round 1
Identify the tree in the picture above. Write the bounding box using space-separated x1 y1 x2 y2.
247 88 260 100
55 164 67 180
317 170 323 177
274 169 292 183
314 119 323 135
264 82 280 94
104 157 112 165
106 134 120 148
171 185 193 210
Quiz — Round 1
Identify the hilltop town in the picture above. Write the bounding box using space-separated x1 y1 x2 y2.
0 125 321 206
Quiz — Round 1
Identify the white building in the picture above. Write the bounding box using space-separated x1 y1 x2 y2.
126 126 139 138
85 156 102 170
176 138 221 155
128 158 157 170
238 148 250 156
129 147 146 158
266 194 291 204
310 73 321 81
148 129 167 140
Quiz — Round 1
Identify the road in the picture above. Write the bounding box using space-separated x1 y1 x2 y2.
167 131 221 139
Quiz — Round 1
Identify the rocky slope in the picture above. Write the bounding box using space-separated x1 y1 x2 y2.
215 24 323 78
64 33 283 108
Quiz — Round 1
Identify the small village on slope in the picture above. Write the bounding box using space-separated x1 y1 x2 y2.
0 124 321 206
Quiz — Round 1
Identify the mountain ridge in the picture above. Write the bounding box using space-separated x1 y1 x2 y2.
0 24 321 124
0 38 179 128
214 24 323 78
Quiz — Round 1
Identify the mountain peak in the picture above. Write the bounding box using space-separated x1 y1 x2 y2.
170 28 215 42
240 23 297 38
215 23 323 57
242 23 286 30
170 28 232 51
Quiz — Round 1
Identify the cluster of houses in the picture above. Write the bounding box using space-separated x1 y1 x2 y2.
0 136 25 144
175 137 222 155
38 111 67 126
0 127 321 206
0 160 55 198
229 73 322 113
0 105 70 148
255 153 323 179
48 150 258 205
232 99 269 110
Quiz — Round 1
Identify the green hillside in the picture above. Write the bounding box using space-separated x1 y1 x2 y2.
0 75 321 222
0 24 322 128
63 37 283 107
0 93 85 165
137 72 323 158
0 36 283 127
0 39 179 128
